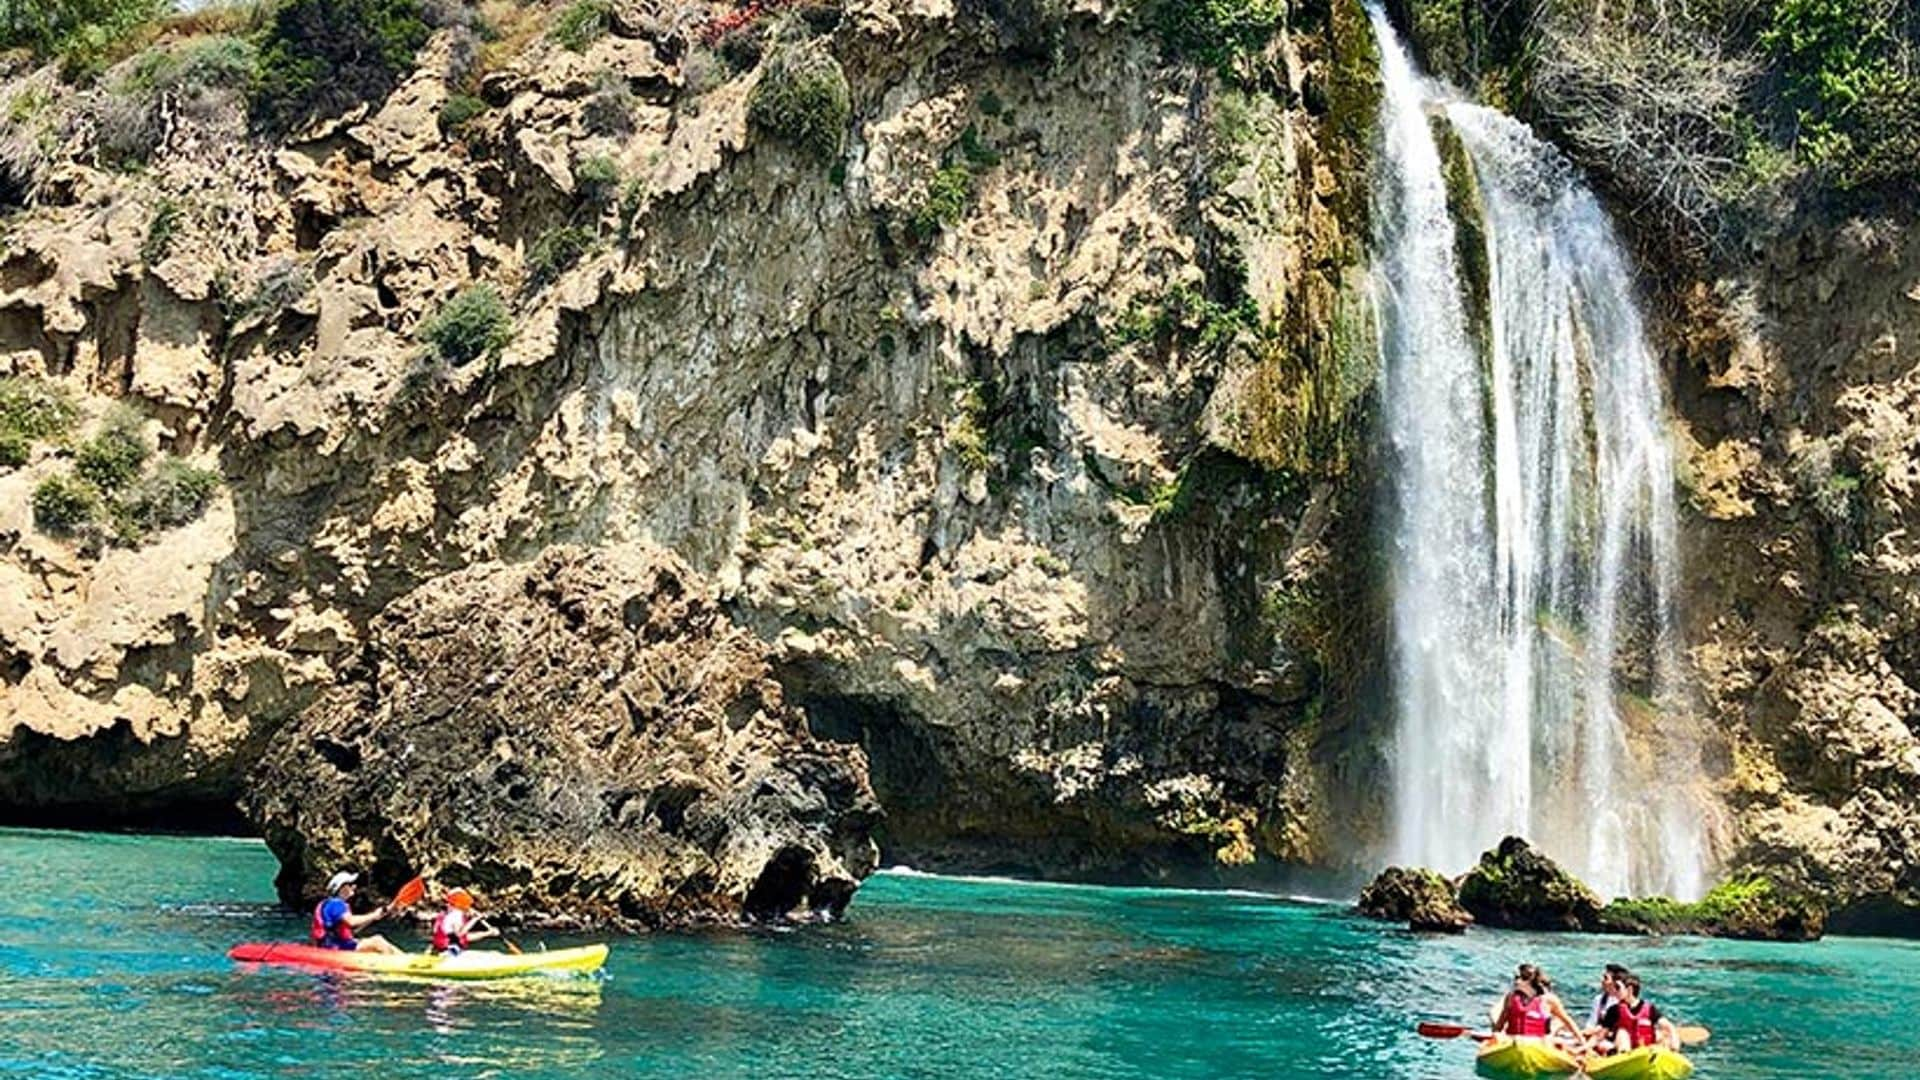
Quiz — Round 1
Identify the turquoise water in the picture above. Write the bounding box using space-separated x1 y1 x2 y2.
3 829 1917 1078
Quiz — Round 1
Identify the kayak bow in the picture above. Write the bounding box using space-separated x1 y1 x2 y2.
227 942 608 980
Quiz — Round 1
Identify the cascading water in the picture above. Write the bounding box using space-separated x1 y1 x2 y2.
1366 6 1706 900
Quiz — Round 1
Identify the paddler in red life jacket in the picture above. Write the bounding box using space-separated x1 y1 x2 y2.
430 888 500 956
311 871 401 954
1493 964 1583 1043
1599 974 1679 1052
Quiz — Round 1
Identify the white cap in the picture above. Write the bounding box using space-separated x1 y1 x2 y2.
326 871 359 894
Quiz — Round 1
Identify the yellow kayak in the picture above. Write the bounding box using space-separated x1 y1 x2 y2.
229 942 609 980
1584 1046 1695 1080
1474 1036 1581 1079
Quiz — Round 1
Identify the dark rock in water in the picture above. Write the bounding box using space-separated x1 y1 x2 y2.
1599 876 1828 941
1356 865 1472 933
1458 836 1603 931
244 544 881 928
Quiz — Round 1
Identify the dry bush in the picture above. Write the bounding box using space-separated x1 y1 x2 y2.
1531 8 1755 245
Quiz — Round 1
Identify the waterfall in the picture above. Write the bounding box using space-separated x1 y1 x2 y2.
1366 7 1706 900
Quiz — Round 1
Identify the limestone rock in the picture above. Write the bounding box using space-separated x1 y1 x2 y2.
243 545 881 927
1356 865 1472 933
1458 837 1604 932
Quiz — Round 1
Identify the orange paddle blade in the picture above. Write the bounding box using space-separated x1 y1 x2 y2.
391 876 425 909
1676 1025 1710 1046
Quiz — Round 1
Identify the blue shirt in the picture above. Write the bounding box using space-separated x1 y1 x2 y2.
317 897 354 948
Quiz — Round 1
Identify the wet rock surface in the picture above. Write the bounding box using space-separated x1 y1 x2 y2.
1356 865 1471 932
244 544 880 927
1457 837 1604 932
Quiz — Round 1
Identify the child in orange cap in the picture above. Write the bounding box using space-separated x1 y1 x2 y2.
430 887 500 955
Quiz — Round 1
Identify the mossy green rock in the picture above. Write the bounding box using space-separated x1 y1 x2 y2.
1458 836 1603 931
1357 865 1471 933
1599 876 1828 942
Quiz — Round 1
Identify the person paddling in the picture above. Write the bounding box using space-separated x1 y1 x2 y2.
1599 973 1680 1052
1493 964 1583 1042
430 888 500 956
311 871 401 954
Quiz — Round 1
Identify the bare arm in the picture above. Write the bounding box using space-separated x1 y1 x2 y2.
345 904 388 930
1547 995 1583 1038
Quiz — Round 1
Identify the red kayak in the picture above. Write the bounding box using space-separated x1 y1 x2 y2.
227 942 609 979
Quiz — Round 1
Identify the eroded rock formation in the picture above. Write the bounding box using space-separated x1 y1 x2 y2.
1355 865 1470 933
247 543 880 926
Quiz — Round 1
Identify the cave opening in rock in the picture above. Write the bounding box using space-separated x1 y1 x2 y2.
743 845 817 920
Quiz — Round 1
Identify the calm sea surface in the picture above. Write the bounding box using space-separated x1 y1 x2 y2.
2 827 1915 1078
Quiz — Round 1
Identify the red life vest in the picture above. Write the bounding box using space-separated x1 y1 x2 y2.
311 899 354 948
1618 1000 1658 1048
432 909 470 953
1503 991 1552 1037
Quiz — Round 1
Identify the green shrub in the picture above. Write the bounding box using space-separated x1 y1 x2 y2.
74 408 151 492
0 376 80 443
617 176 647 243
573 153 620 200
142 197 182 264
421 284 512 365
747 36 850 162
250 0 432 132
0 429 29 468
1147 0 1285 75
122 456 221 533
551 0 611 53
125 34 260 96
438 92 488 136
525 225 595 289
0 0 169 77
31 473 100 536
908 163 975 241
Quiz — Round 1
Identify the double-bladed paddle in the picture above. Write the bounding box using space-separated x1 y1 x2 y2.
1416 1021 1712 1047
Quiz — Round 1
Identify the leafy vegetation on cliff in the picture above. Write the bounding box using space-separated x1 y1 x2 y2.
0 376 79 468
250 0 432 130
747 32 851 162
28 405 221 545
422 284 513 365
1600 875 1828 941
0 0 169 76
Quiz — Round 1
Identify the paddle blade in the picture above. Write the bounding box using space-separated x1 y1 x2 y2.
1416 1022 1471 1039
1676 1024 1710 1046
391 876 425 910
504 938 523 955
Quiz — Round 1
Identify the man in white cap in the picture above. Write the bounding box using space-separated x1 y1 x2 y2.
310 871 401 953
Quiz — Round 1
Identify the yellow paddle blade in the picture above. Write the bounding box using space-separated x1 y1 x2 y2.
1676 1025 1710 1046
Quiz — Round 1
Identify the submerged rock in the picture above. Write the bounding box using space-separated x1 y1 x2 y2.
1457 837 1603 931
1356 865 1472 932
1599 876 1827 942
244 544 881 928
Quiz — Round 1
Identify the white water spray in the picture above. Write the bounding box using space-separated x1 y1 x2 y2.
1367 7 1705 899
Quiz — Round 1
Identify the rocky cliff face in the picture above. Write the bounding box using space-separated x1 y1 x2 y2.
0 0 1386 904
247 543 879 926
